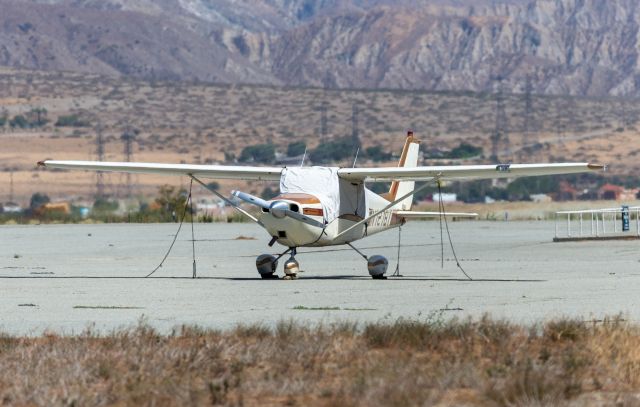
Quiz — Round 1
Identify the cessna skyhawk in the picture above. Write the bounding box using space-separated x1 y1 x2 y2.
38 132 604 279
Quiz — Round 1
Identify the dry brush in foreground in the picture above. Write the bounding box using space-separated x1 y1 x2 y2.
0 316 639 406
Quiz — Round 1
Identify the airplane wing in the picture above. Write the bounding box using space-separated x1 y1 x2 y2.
338 163 605 182
395 211 478 219
38 160 283 181
38 161 604 183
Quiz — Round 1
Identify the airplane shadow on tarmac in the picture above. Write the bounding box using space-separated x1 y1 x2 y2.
0 275 547 282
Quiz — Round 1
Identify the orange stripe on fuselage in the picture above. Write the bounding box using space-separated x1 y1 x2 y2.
273 193 321 204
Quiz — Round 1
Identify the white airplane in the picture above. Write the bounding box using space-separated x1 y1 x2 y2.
39 131 604 279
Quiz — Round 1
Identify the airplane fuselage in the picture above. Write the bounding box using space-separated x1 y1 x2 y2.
259 188 402 248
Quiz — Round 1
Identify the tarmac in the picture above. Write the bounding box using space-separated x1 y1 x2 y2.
1 220 639 335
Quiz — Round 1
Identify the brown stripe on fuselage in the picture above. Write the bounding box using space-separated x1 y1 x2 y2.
303 208 324 216
339 214 364 222
273 193 321 204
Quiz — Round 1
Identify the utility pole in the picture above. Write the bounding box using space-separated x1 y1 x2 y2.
320 100 328 140
351 103 361 165
492 76 509 161
523 74 534 135
319 71 331 140
351 103 360 146
9 169 14 203
121 128 136 199
95 126 105 200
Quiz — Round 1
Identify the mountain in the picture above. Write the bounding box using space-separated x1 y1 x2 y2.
2 0 640 96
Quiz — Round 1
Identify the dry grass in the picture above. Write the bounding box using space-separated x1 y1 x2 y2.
0 316 638 406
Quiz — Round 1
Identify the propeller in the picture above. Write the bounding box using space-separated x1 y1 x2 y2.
232 190 324 228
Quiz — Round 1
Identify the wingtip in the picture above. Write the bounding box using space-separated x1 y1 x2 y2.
588 163 606 171
37 160 46 167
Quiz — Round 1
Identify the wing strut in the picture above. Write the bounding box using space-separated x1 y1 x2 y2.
189 175 264 227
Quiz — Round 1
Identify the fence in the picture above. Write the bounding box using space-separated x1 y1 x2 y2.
554 206 640 239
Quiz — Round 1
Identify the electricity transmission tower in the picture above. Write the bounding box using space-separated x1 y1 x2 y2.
492 76 510 161
121 128 137 199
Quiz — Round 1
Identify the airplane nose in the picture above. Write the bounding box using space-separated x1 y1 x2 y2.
269 201 289 219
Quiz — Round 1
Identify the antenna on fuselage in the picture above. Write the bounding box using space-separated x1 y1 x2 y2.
352 147 360 168
300 147 307 167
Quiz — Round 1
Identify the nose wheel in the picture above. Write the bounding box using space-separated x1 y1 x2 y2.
283 248 300 280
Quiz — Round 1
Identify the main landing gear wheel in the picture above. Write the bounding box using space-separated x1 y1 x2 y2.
367 255 389 279
256 254 279 279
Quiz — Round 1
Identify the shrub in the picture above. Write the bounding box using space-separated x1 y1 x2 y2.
309 136 355 164
287 141 306 157
446 142 483 159
9 115 29 129
365 145 392 162
55 114 90 127
240 144 275 164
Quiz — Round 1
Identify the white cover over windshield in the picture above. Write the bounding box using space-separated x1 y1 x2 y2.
280 167 366 223
280 167 341 223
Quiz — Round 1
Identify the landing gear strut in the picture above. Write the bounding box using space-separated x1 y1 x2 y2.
255 248 300 280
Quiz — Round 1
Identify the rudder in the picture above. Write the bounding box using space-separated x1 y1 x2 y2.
384 131 420 210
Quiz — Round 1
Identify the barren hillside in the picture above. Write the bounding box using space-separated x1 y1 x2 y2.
3 1 640 96
0 68 635 205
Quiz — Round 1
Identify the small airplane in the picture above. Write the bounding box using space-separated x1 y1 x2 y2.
39 131 604 279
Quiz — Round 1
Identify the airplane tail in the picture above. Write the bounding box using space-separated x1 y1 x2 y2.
384 131 420 210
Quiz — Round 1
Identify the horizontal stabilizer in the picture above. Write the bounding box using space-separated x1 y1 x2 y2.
395 211 478 219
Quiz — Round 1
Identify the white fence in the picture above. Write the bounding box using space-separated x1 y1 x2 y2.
555 206 640 239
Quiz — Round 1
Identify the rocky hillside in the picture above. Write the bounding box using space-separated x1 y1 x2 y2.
2 0 640 96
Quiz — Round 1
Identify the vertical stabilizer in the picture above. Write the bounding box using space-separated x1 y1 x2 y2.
384 131 420 210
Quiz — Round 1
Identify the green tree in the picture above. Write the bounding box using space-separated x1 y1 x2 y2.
55 114 90 127
240 144 275 164
287 141 306 157
26 108 48 127
446 143 483 159
10 115 29 129
309 137 354 163
29 192 50 210
261 186 277 199
155 185 188 221
92 198 119 213
365 145 392 162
